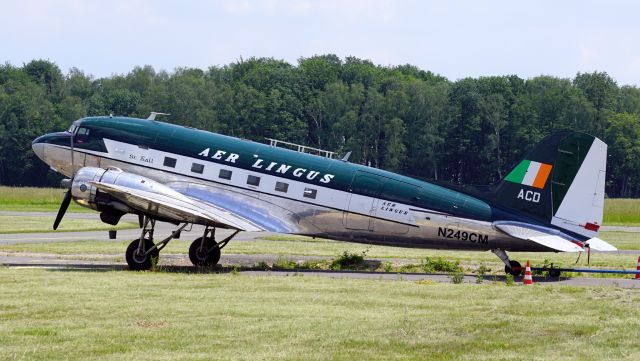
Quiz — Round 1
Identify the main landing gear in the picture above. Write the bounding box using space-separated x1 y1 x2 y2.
188 227 239 267
124 216 238 271
492 249 523 277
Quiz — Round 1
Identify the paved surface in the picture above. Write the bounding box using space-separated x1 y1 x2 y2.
601 225 640 232
3 256 639 288
2 211 640 288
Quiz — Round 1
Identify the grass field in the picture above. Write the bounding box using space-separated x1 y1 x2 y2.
1 186 639 224
1 268 639 361
0 215 137 234
604 198 640 225
0 186 89 212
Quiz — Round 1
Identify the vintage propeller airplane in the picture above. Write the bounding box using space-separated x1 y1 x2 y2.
31 114 616 273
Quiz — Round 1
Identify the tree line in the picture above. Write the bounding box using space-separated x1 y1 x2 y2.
1 56 639 197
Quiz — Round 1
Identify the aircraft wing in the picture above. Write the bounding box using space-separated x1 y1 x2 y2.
89 181 263 231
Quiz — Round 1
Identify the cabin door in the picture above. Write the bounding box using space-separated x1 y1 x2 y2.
344 172 382 231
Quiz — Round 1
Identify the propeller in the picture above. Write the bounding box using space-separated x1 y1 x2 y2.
53 127 77 230
53 190 72 230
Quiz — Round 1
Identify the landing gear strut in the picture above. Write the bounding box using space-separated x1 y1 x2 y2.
492 249 523 276
188 227 239 267
125 216 187 271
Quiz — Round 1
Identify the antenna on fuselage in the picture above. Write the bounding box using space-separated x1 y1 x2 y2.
341 151 352 162
147 112 170 120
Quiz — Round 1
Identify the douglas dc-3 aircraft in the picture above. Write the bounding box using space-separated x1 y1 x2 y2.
32 114 617 274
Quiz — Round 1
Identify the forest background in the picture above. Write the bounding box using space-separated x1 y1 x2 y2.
1 55 639 197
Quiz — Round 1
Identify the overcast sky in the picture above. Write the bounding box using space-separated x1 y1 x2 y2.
2 0 640 85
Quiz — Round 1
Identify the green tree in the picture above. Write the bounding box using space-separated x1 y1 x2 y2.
383 117 407 171
605 113 640 197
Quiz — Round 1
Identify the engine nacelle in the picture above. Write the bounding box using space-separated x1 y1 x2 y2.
70 166 183 219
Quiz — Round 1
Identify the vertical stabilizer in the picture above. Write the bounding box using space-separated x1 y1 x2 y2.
493 132 606 238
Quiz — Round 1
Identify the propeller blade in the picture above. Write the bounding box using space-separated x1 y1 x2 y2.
53 190 72 230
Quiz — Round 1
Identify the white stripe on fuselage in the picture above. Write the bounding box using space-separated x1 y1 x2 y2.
101 139 419 226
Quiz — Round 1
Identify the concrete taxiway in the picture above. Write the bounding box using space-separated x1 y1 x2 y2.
1 211 639 288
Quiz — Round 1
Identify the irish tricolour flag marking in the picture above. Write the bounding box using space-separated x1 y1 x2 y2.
505 160 553 189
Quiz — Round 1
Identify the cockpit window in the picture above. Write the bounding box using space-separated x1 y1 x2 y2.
74 127 90 144
66 124 107 153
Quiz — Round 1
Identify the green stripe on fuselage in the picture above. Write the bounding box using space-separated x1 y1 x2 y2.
74 116 492 221
504 159 530 184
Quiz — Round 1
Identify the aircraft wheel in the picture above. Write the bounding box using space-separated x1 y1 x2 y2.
189 237 221 267
126 238 159 271
548 268 561 278
504 260 523 276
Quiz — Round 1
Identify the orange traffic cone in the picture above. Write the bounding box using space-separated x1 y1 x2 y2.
523 260 533 285
635 257 640 280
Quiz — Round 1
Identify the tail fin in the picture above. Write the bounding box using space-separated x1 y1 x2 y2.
493 131 606 238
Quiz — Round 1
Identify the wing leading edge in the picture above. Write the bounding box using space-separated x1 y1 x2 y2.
90 181 263 232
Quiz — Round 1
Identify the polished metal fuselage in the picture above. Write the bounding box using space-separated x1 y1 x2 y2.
37 142 547 252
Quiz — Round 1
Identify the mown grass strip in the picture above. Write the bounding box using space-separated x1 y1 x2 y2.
0 215 137 234
0 268 639 361
603 198 640 225
0 186 90 212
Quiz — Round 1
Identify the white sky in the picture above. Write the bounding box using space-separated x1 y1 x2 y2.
2 0 640 85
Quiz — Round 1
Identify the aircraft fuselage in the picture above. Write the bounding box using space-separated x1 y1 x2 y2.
32 116 557 252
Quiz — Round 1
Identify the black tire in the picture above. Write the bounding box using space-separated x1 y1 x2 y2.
504 260 523 276
189 237 221 267
126 238 159 271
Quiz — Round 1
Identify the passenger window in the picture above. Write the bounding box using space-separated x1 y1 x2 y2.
191 163 204 174
303 188 317 199
247 175 260 186
163 157 177 168
219 169 232 180
275 181 289 192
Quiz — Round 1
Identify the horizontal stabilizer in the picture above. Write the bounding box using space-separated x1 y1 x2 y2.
585 237 617 251
528 235 583 252
494 221 583 252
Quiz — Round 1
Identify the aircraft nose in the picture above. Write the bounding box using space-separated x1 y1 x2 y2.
32 141 45 161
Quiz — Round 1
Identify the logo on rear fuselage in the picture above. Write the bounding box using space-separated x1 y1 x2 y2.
505 160 552 189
